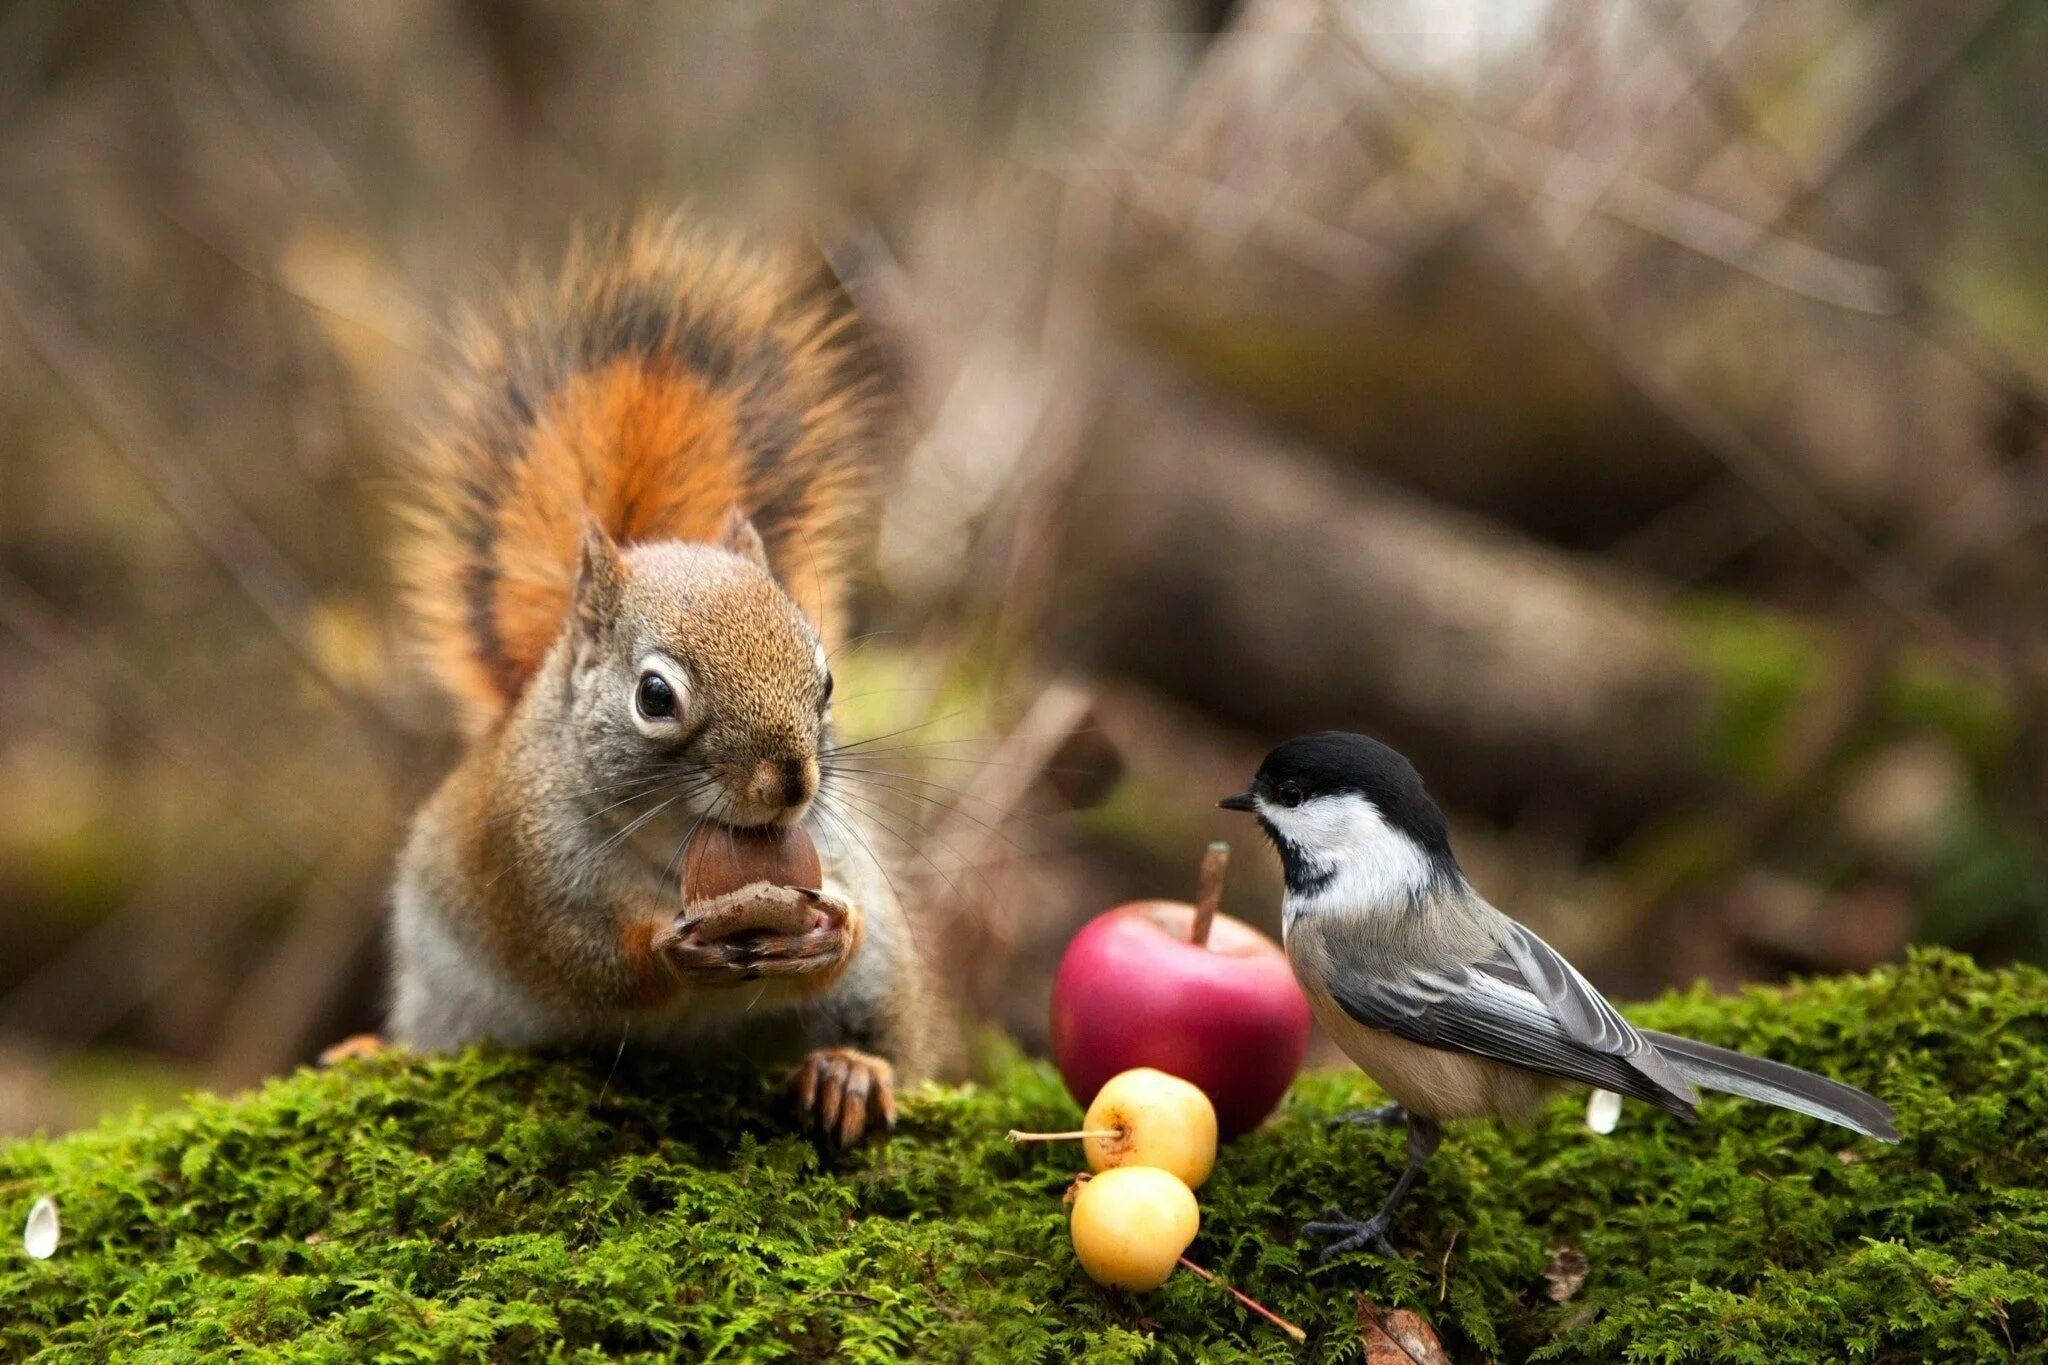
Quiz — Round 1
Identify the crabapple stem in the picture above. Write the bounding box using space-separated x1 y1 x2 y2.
1191 841 1228 948
1176 1256 1307 1342
1005 1128 1121 1142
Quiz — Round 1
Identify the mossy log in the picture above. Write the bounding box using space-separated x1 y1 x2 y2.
1055 367 2007 820
3 950 2044 1361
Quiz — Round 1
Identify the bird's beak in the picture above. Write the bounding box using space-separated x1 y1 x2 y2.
1218 791 1257 813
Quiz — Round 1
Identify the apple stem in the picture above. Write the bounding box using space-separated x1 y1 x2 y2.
1191 841 1228 948
1176 1256 1307 1342
1005 1128 1122 1143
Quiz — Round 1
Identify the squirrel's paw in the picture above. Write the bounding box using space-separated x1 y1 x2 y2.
658 883 862 987
791 1046 897 1148
318 1033 392 1065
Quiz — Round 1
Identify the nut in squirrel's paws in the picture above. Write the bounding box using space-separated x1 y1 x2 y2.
682 821 823 902
659 883 863 987
792 1047 897 1148
660 821 859 989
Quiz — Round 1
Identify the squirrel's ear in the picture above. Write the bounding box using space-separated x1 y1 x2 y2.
715 504 772 572
571 518 625 640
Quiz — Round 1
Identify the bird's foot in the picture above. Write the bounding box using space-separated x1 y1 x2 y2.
1303 1206 1398 1262
1331 1101 1405 1128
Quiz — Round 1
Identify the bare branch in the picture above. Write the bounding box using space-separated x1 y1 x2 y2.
0 219 409 750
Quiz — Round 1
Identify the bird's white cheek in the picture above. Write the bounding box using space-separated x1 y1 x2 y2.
1277 793 1434 914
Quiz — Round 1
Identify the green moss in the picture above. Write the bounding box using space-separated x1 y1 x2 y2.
1678 597 2016 793
1677 598 1830 786
5 950 2045 1362
1923 801 2048 959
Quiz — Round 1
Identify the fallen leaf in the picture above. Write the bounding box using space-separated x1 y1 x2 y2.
1545 1245 1590 1302
23 1196 58 1260
1357 1298 1449 1365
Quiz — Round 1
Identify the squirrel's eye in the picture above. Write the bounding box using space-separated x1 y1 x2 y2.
820 671 835 707
1277 782 1304 809
635 672 678 721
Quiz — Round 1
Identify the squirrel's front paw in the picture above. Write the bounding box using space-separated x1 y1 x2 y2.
791 1046 897 1148
657 883 862 988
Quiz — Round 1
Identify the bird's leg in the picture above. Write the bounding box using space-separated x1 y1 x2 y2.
1303 1113 1443 1262
1331 1100 1405 1128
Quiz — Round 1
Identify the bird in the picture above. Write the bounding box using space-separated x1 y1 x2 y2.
1218 731 1899 1263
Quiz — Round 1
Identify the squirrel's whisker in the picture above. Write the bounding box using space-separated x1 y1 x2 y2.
823 629 898 665
808 795 910 911
819 764 1008 813
820 769 1037 860
816 785 981 904
821 744 1075 772
584 793 683 868
820 711 967 756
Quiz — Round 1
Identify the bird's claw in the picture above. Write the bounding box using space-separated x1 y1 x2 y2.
1331 1101 1405 1128
1302 1207 1398 1262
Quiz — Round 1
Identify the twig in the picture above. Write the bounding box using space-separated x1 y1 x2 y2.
1176 1257 1306 1343
0 218 410 752
992 180 1114 664
0 569 326 866
206 834 388 1087
1485 134 1900 314
0 857 310 1052
1642 0 2048 413
930 680 1103 874
1753 0 2020 233
174 0 366 213
1318 9 1992 669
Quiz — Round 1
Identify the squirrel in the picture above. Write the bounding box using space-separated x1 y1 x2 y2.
381 219 929 1146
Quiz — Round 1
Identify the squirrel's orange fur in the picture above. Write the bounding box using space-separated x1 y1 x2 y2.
401 219 880 731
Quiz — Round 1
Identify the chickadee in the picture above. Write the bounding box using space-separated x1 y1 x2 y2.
1220 731 1898 1262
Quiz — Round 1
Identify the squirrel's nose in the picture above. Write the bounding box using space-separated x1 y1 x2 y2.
743 756 816 814
779 756 816 808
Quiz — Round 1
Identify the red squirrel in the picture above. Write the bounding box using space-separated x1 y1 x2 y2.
379 219 930 1146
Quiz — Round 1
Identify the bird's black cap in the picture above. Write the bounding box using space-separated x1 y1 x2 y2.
1223 731 1457 867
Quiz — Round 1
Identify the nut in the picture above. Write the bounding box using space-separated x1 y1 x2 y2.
680 823 823 905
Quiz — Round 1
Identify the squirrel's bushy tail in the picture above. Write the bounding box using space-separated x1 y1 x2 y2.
400 217 883 731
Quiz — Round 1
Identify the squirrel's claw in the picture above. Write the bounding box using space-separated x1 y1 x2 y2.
791 1046 896 1148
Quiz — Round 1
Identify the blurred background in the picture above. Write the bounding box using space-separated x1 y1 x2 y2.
3 0 2046 1135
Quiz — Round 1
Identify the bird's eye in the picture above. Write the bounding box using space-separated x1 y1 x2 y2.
636 672 678 721
1276 782 1304 809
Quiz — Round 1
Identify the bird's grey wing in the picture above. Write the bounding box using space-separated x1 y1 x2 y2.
1485 920 1696 1104
1327 924 1698 1114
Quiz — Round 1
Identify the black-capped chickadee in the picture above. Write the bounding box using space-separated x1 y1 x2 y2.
1221 731 1898 1262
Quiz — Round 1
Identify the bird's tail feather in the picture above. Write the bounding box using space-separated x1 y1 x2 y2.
1640 1029 1900 1142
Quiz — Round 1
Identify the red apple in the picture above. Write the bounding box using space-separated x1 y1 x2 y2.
1050 843 1310 1139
